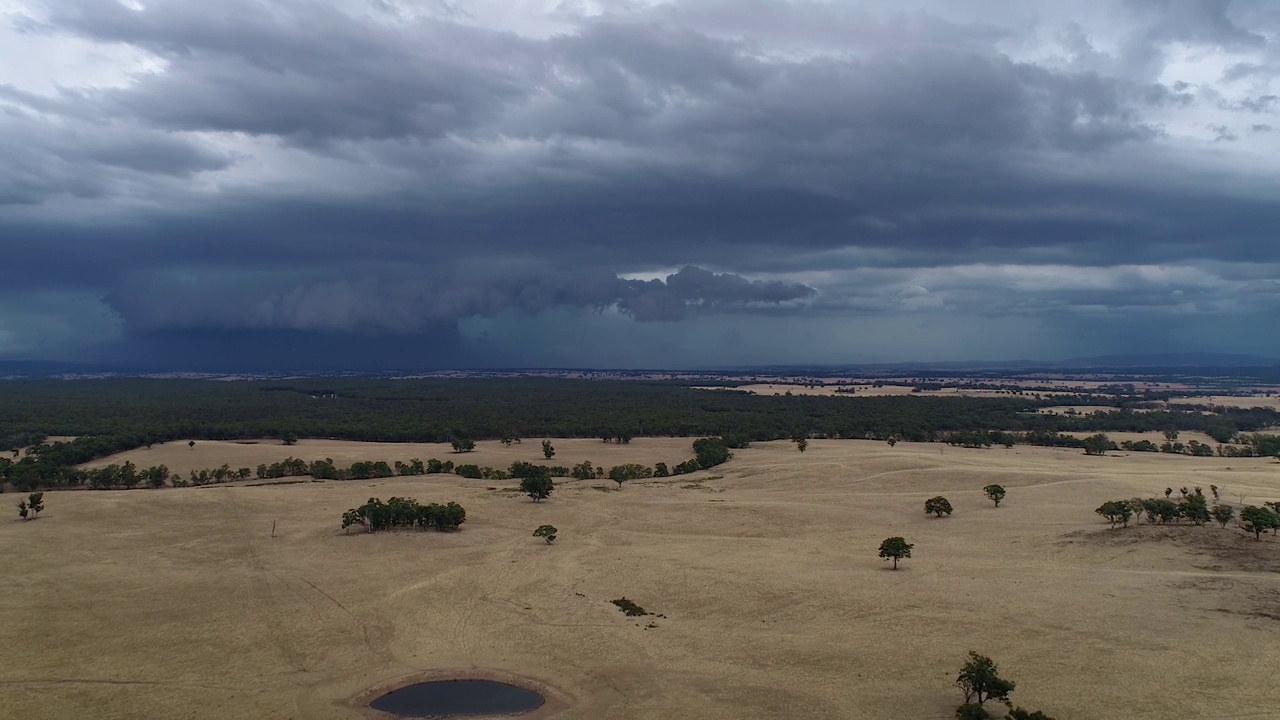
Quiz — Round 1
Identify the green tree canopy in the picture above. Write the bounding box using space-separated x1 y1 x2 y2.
925 496 954 517
878 536 913 569
956 652 1016 707
983 484 1006 507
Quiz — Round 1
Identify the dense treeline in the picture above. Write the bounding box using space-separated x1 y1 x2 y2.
2 380 1277 492
1 432 736 492
4 379 1278 447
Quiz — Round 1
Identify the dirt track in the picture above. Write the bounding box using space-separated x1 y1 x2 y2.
5 439 1280 719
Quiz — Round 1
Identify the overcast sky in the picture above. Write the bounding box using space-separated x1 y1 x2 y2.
2 0 1278 369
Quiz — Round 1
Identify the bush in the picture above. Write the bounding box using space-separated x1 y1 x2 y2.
570 461 597 480
925 496 954 517
533 524 557 543
1006 709 1056 720
611 597 647 616
955 704 991 720
455 464 483 479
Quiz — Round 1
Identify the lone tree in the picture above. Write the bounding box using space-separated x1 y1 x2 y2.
521 473 554 502
878 536 913 569
451 438 476 453
795 438 808 453
541 440 556 460
983 484 1006 507
1095 501 1132 528
500 435 516 447
956 652 1016 708
188 440 195 449
533 525 558 544
1211 504 1235 528
1241 506 1279 540
925 496 954 517
282 432 298 446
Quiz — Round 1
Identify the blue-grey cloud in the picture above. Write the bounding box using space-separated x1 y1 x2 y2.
0 0 1278 366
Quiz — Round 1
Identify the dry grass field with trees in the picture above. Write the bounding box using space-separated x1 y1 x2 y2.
4 437 1280 719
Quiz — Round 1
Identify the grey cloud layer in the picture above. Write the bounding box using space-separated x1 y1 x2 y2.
106 266 816 332
1 0 1278 360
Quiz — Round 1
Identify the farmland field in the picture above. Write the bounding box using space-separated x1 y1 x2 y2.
4 440 1280 719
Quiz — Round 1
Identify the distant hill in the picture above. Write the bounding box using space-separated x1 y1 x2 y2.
1055 353 1280 369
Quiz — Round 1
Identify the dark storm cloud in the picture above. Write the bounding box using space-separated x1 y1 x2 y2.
103 264 815 332
1 0 1279 364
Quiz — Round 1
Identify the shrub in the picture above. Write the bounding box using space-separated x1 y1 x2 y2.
541 440 555 459
955 704 990 720
571 461 597 480
533 525 558 544
1006 709 1056 720
455 464 483 479
925 496 954 517
611 598 647 616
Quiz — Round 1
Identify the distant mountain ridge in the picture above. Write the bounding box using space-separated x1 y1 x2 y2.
1054 352 1280 368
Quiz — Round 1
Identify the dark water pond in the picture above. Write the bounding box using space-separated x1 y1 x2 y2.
369 679 545 717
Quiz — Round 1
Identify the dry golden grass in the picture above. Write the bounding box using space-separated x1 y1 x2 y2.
6 440 1280 720
697 384 1068 399
1169 395 1280 411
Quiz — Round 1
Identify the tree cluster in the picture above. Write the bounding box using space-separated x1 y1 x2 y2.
340 497 466 533
16 492 43 520
1095 488 1279 539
